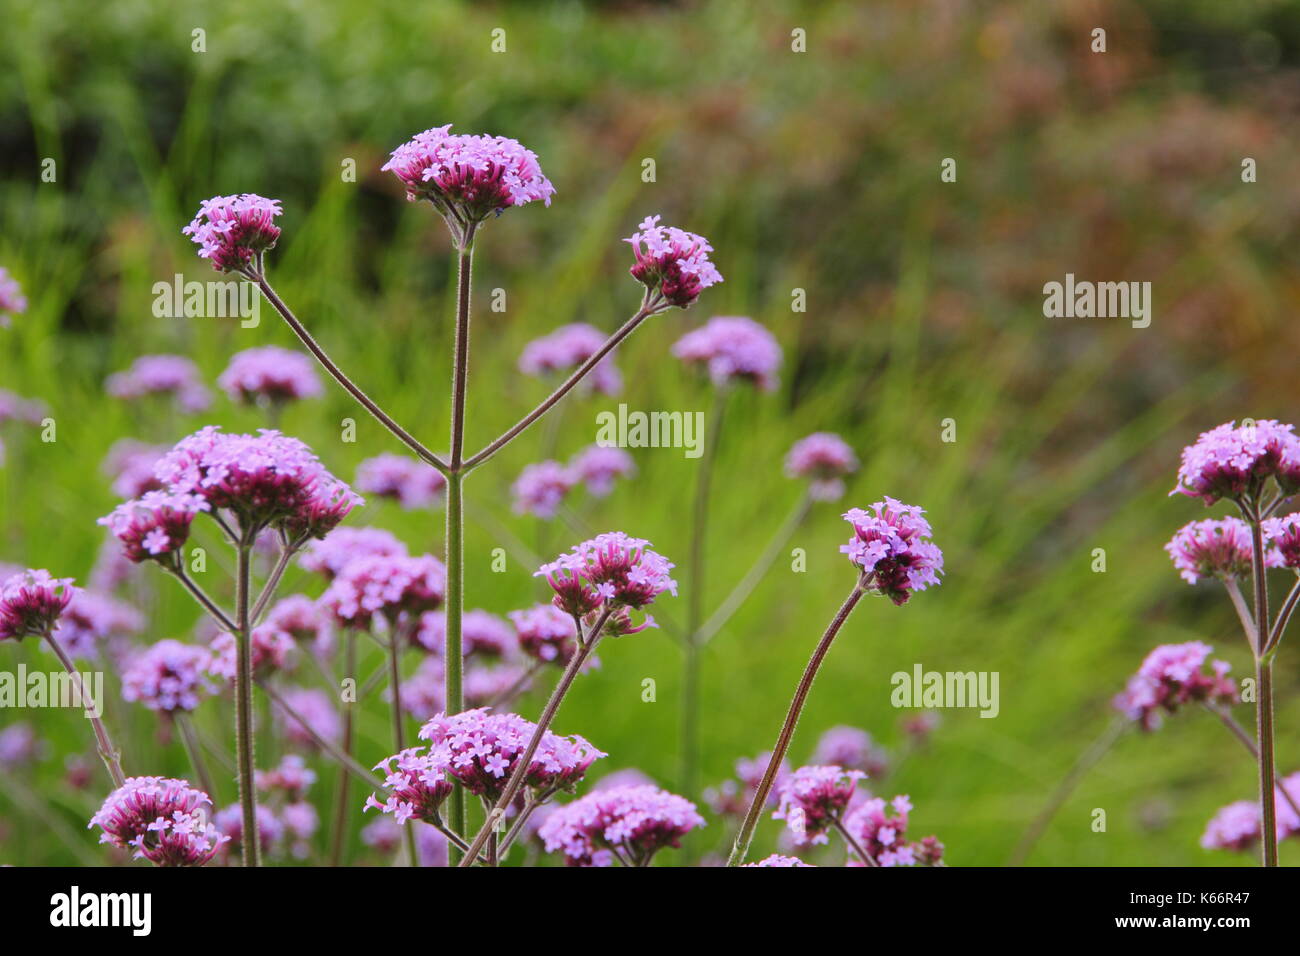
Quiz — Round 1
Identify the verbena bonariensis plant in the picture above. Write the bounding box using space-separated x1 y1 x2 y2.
1168 419 1300 867
179 125 721 864
726 497 944 866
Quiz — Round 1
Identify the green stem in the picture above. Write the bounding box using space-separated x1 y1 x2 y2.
387 624 418 867
727 575 868 866
42 631 126 788
330 631 357 866
234 538 261 867
1246 508 1278 867
177 712 215 800
458 608 612 866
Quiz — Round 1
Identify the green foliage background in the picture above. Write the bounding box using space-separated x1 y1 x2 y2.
3 0 1300 865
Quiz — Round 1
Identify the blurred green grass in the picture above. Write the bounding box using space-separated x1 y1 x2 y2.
2 0 1300 865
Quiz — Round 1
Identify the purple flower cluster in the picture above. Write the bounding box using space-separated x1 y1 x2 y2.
744 853 813 867
773 765 865 845
208 626 295 681
106 355 211 413
509 603 579 664
121 639 213 714
0 266 27 326
151 426 361 539
512 460 577 518
318 552 446 629
1202 773 1300 851
0 389 45 425
218 346 323 406
1172 419 1300 505
273 688 341 750
672 316 782 391
183 194 283 273
52 589 143 661
569 445 635 497
355 453 447 510
1165 517 1277 584
786 433 858 501
1113 642 1236 731
518 324 622 395
0 569 76 642
102 440 166 498
840 498 944 604
812 726 889 779
367 709 603 822
1262 512 1300 569
89 776 225 866
706 751 792 818
536 532 677 622
264 594 334 656
625 215 722 309
414 608 516 659
98 491 209 566
382 125 555 222
298 526 407 578
539 784 705 867
843 794 945 867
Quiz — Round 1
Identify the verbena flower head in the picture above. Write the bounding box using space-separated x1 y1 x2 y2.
319 552 446 629
625 215 722 309
539 784 705 867
365 747 456 825
106 355 211 413
1113 641 1236 731
812 726 889 779
208 625 295 681
382 125 555 225
786 433 859 501
415 608 516 659
744 854 814 867
840 498 944 604
256 755 316 801
356 453 447 510
1171 419 1300 505
0 266 27 327
154 426 361 539
89 776 225 866
121 639 213 714
536 532 677 620
518 324 622 395
0 569 77 642
214 802 286 860
570 445 635 497
672 316 782 390
102 440 167 498
98 490 210 567
418 708 604 801
52 589 143 661
512 460 576 519
264 593 334 656
218 346 323 406
843 794 944 867
1165 517 1277 584
1202 774 1300 851
298 526 407 578
773 765 865 845
274 687 341 750
509 603 580 664
183 194 283 273
1263 512 1300 569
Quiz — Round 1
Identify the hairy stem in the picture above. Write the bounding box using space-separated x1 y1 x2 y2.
1246 507 1278 867
233 539 260 867
170 565 236 633
176 713 215 800
831 815 878 867
252 269 447 473
330 632 357 867
458 608 612 866
727 576 869 866
1205 704 1300 819
1266 574 1300 655
258 676 381 789
443 228 476 862
387 623 417 867
42 631 126 788
250 541 298 625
